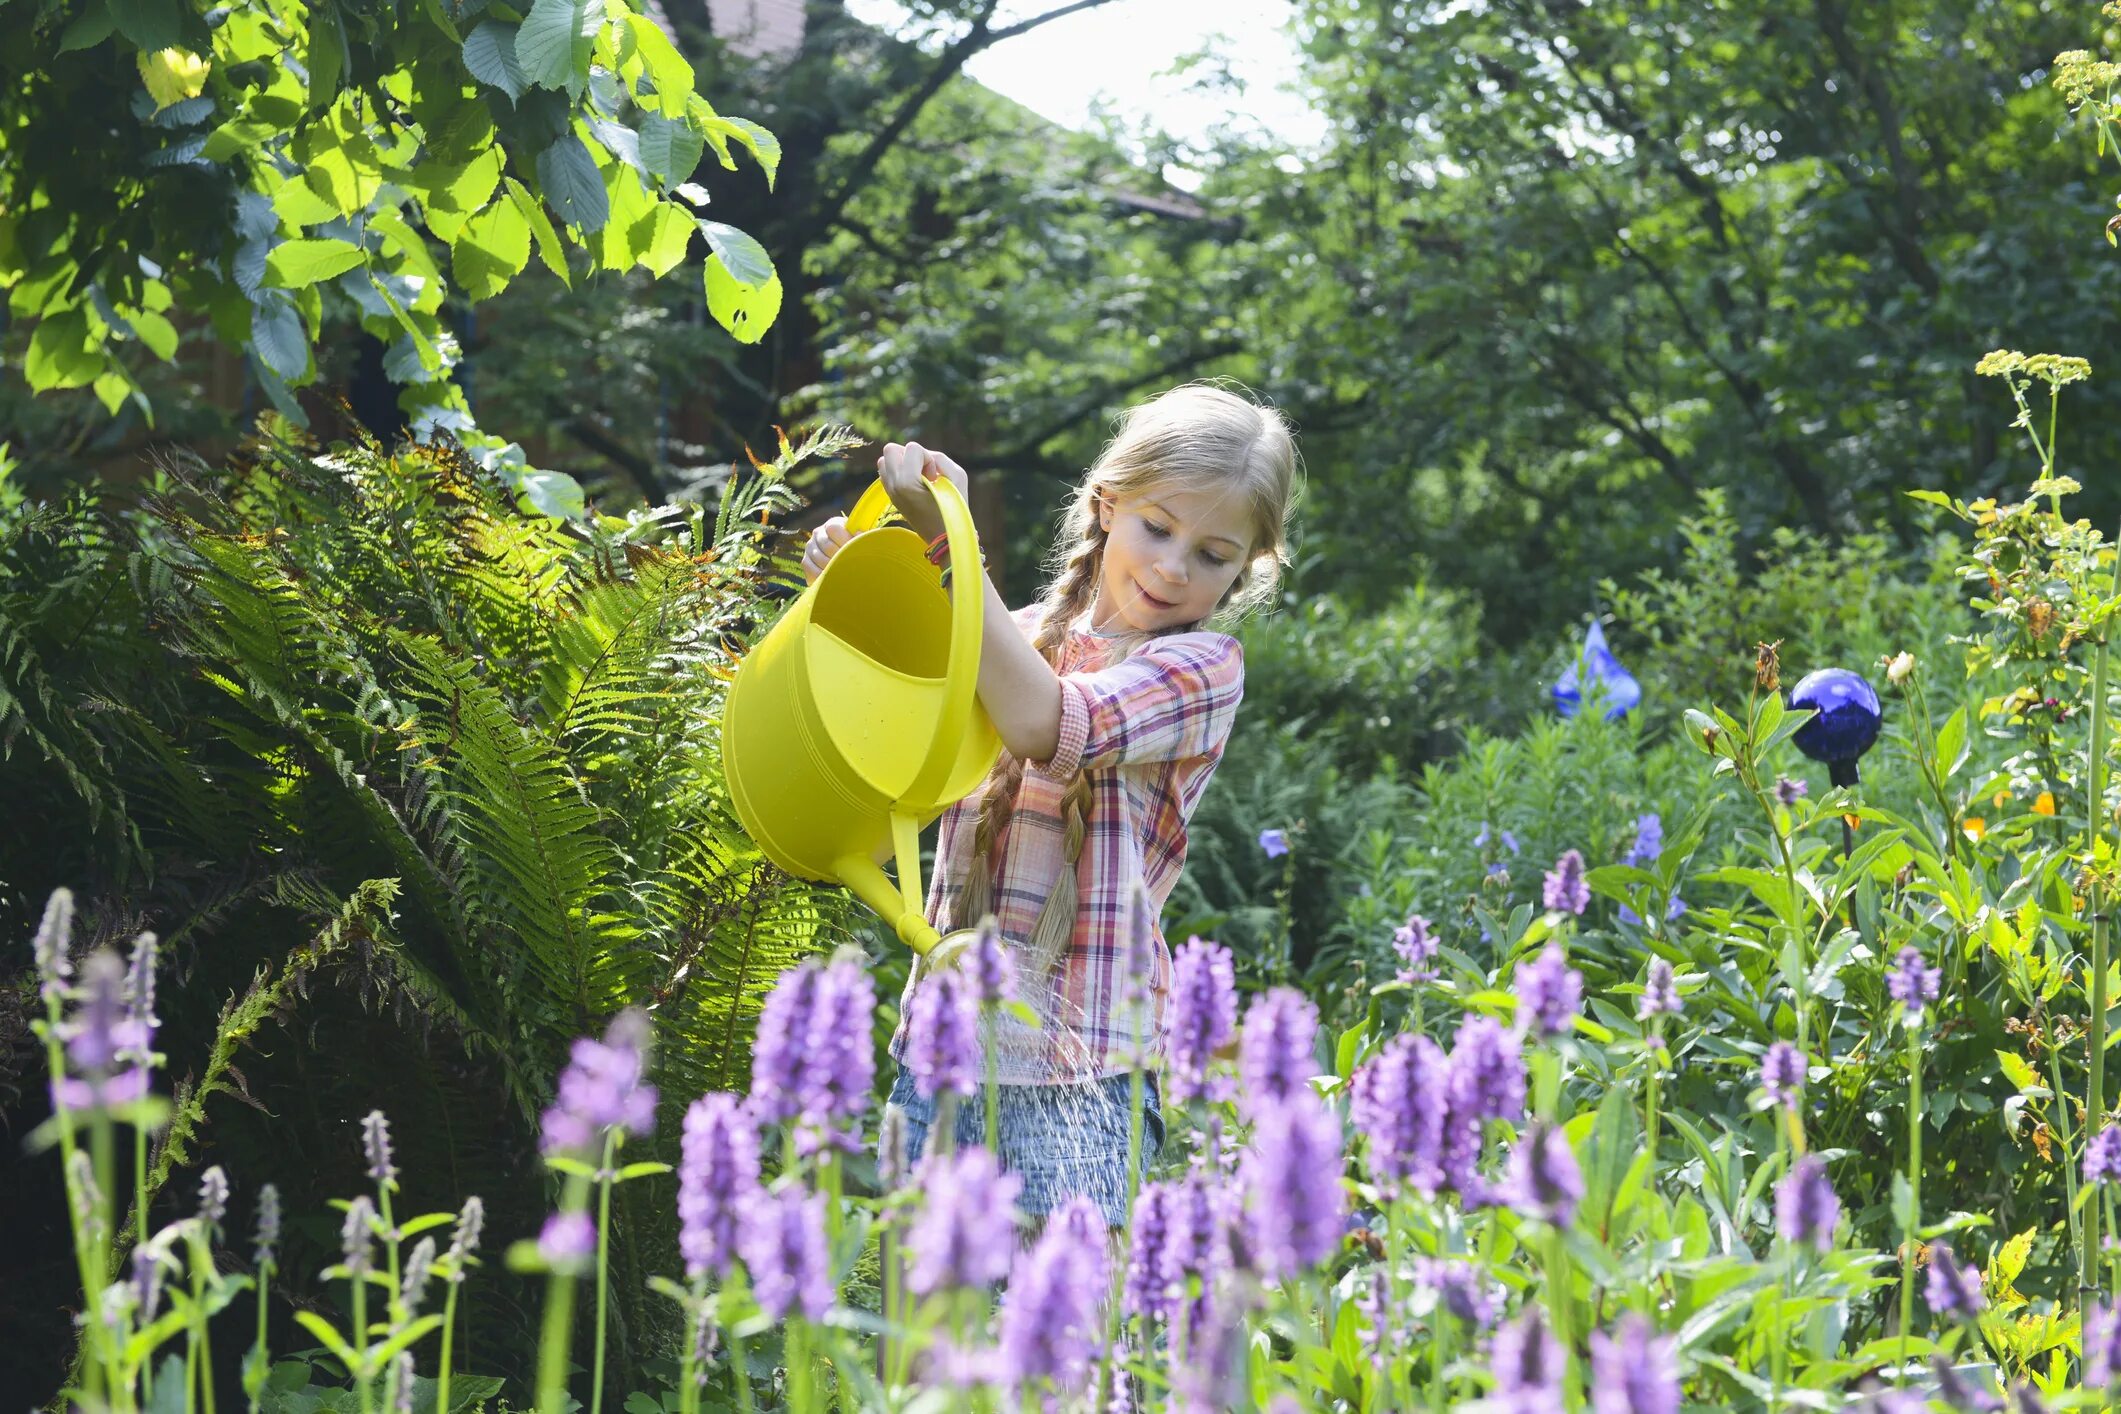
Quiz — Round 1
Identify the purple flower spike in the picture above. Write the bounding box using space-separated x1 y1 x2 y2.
1504 1119 1582 1228
1926 1242 1985 1320
1625 814 1663 868
537 1211 597 1269
54 950 152 1112
1637 959 1680 1021
2087 1125 2121 1186
1515 940 1582 1038
1167 936 1238 1104
362 1110 397 1186
750 963 820 1124
1439 1015 1526 1201
1239 987 1319 1114
1492 1308 1566 1414
737 1184 833 1322
1760 1042 1807 1109
542 1009 656 1158
749 958 875 1147
1392 913 1437 984
996 1196 1109 1389
1775 1153 1840 1253
1259 828 1290 859
1123 1182 1177 1322
1243 1092 1346 1278
906 966 981 1101
1887 946 1942 1021
1774 776 1809 806
1543 849 1591 915
254 1183 282 1269
33 887 75 999
1351 1032 1449 1193
342 1195 376 1276
198 1166 229 1230
967 917 1016 1006
680 1093 760 1280
906 1147 1022 1296
1416 1258 1499 1329
1589 1313 1681 1414
2085 1301 2121 1387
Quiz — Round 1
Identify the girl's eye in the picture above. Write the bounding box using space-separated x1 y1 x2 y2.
1143 521 1170 538
1202 551 1229 567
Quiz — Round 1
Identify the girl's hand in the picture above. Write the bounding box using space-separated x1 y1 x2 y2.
800 515 853 583
877 441 970 543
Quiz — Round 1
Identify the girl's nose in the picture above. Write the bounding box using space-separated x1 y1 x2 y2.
1156 552 1188 585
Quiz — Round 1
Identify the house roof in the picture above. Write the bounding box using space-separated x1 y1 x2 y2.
705 0 806 60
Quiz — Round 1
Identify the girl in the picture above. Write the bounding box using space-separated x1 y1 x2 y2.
800 383 1298 1227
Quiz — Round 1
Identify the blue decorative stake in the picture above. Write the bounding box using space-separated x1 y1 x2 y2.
1788 668 1883 789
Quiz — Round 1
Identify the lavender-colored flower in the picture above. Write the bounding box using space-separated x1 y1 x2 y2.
362 1110 397 1186
1416 1258 1500 1328
1774 776 1809 806
254 1183 282 1269
742 1187 831 1331
1439 1015 1526 1201
342 1195 376 1276
966 916 1016 1005
679 1092 760 1279
905 1147 1022 1295
1124 1181 1177 1321
1243 1091 1346 1278
198 1166 229 1231
1927 1242 1985 1320
68 1149 105 1241
905 966 980 1101
132 1241 164 1326
401 1236 436 1315
445 1196 484 1283
1503 1119 1582 1228
1238 987 1319 1114
124 930 159 1056
996 1196 1110 1389
1477 823 1522 855
1637 959 1680 1021
537 1210 597 1268
809 955 876 1140
1166 1171 1240 1326
1351 1032 1448 1192
1888 946 1942 1021
2085 1301 2121 1386
1761 1042 1807 1109
1542 849 1591 915
1515 940 1582 1038
1492 1308 1566 1414
1775 1153 1840 1253
1589 1313 1681 1414
54 950 150 1112
1624 814 1663 868
1167 936 1237 1103
390 1352 416 1414
1259 828 1290 859
2086 1125 2121 1185
33 887 75 998
1392 913 1437 984
542 1009 656 1157
751 962 820 1124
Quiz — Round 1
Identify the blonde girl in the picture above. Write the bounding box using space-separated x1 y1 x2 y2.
800 383 1298 1226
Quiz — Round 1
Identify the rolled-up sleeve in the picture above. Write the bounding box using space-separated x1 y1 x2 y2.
1028 632 1245 778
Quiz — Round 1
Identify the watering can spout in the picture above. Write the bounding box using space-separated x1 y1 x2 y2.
721 475 1000 955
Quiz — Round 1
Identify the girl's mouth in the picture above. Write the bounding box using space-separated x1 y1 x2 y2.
1137 582 1176 611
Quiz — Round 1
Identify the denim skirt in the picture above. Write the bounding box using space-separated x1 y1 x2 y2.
882 1065 1164 1228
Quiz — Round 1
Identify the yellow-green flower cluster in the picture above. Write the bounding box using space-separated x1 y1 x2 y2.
2052 49 2120 110
1975 350 2093 386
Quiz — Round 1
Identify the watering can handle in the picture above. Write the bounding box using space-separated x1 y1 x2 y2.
840 474 985 808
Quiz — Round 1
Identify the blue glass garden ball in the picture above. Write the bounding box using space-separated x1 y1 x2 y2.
1788 668 1882 787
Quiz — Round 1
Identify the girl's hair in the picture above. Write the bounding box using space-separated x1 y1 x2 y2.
956 382 1300 985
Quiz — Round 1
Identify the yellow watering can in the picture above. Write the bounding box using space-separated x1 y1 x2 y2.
720 474 1002 955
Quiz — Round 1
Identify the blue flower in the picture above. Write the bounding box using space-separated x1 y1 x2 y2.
1554 620 1642 721
1259 828 1290 859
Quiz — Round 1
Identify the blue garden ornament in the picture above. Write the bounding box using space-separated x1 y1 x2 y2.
1788 668 1882 788
1553 620 1642 721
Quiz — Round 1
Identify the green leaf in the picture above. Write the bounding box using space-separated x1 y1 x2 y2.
617 1159 674 1180
537 135 608 233
623 13 692 117
708 115 779 189
462 21 527 102
58 3 118 53
638 115 704 187
293 1312 360 1370
452 200 532 302
504 176 572 285
25 309 104 391
1995 1049 2040 1094
107 0 186 51
1934 705 1969 781
416 146 507 243
266 238 365 288
519 468 587 520
307 7 345 112
249 293 309 380
516 0 603 95
699 220 779 343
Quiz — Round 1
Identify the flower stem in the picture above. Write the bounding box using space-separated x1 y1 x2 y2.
354 1258 373 1414
250 1266 272 1414
436 1280 459 1414
591 1131 617 1414
1900 1022 1923 1378
534 1271 577 1414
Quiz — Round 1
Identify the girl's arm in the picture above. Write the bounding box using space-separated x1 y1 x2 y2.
878 442 1065 764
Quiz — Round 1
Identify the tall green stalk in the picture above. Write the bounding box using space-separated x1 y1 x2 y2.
1900 1023 1923 1376
2086 618 2113 1300
591 1131 618 1414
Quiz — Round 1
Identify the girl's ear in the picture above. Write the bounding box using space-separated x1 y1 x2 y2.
1094 488 1115 533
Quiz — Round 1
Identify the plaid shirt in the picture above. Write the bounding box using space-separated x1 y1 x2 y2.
889 605 1246 1086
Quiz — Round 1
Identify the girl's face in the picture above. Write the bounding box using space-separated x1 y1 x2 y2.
1090 482 1256 633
